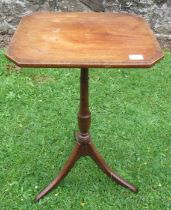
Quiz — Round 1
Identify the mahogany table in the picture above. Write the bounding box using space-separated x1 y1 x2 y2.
5 12 163 202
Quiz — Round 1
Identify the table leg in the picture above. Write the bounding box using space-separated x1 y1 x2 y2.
35 68 137 202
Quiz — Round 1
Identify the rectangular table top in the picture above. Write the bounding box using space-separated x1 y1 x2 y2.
6 12 163 68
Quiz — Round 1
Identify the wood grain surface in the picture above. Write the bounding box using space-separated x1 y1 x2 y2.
6 12 163 68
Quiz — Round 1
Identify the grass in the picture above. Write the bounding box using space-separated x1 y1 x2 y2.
0 49 171 210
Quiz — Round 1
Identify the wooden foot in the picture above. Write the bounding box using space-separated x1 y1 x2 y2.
87 141 137 193
35 143 81 202
35 136 137 202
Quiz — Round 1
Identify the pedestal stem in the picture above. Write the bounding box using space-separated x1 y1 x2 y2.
77 68 91 142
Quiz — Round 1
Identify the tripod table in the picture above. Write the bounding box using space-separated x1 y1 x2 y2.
5 12 164 202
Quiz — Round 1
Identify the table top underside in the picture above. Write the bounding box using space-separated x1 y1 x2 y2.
6 12 164 68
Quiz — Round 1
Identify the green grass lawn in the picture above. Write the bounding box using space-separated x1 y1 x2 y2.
0 49 171 210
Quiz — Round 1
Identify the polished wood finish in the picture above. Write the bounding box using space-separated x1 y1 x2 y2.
35 68 137 202
6 12 163 68
5 12 164 202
